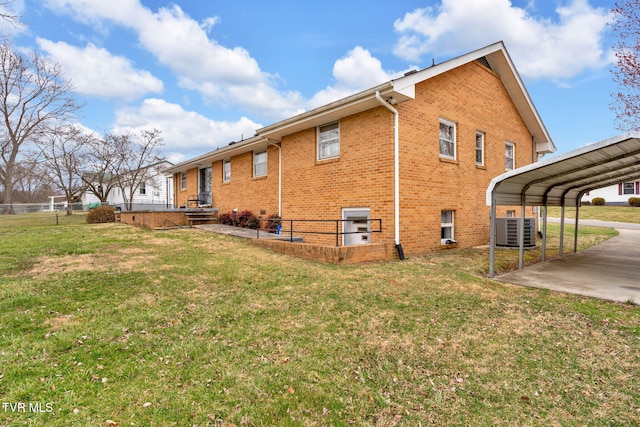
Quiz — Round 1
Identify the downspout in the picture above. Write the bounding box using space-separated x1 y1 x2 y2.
267 140 282 217
375 90 404 259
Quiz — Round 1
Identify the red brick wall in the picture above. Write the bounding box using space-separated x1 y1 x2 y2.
395 60 536 254
280 108 395 246
211 145 280 217
174 168 199 208
175 60 537 256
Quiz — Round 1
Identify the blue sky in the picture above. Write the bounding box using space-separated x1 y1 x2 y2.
4 0 619 163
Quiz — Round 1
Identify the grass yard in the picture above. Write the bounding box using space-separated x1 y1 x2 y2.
0 215 638 426
547 205 640 223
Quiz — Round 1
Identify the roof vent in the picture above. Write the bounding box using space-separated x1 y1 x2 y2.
476 56 492 70
404 69 418 76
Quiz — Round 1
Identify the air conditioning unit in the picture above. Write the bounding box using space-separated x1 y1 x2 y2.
495 218 536 248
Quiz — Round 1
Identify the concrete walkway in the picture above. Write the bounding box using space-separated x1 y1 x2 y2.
194 223 303 242
496 223 640 303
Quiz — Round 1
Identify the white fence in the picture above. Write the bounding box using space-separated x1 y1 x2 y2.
0 202 174 214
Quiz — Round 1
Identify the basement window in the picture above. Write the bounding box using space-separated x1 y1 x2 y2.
441 210 455 244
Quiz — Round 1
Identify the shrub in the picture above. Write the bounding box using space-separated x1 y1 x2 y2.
591 197 605 206
219 210 259 229
87 206 116 223
629 197 640 207
263 214 281 233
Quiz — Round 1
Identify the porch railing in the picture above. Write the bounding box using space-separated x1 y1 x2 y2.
256 218 382 247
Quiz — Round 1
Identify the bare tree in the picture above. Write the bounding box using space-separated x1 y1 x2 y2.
36 125 89 215
611 0 640 130
0 42 81 212
11 154 54 202
81 133 123 204
0 1 22 36
112 129 164 211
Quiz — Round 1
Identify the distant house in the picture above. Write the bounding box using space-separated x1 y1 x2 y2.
82 161 174 211
582 182 640 205
165 41 555 258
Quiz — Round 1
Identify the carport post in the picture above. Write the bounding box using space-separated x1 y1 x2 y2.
489 192 497 278
518 196 526 270
559 206 565 256
541 204 548 262
574 198 581 253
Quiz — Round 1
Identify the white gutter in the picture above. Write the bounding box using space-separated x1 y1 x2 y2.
267 140 282 216
375 90 401 251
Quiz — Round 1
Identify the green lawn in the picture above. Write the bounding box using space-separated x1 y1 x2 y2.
0 216 638 426
547 205 640 223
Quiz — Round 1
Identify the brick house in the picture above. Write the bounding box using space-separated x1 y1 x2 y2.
165 42 555 258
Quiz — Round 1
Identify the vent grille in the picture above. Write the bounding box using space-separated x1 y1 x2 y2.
476 56 492 70
495 218 536 247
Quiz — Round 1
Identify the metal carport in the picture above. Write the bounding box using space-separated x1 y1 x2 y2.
486 132 640 278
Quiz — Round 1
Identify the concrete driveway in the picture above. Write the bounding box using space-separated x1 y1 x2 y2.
495 220 640 304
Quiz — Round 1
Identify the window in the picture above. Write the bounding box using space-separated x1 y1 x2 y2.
253 150 267 177
441 210 455 244
623 182 635 195
506 210 516 218
505 142 515 171
139 181 146 195
223 159 231 182
475 131 485 166
318 122 340 160
180 172 187 190
439 119 456 159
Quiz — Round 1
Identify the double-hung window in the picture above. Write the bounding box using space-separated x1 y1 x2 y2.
441 210 455 244
623 182 635 195
505 142 515 171
180 172 187 190
223 159 231 182
439 119 456 159
139 181 146 195
475 131 485 166
253 150 267 177
318 122 340 160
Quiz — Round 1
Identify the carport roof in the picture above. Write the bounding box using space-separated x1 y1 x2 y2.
486 132 640 207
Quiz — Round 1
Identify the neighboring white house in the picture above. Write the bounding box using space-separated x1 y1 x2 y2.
82 161 174 211
581 181 640 205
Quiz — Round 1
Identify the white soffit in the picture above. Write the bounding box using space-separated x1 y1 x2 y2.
487 132 640 207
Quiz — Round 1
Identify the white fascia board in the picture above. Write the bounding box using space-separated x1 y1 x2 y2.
163 137 272 175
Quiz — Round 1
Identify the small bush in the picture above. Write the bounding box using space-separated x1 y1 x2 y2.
263 214 281 233
87 206 116 223
219 210 259 229
591 197 605 206
629 197 640 207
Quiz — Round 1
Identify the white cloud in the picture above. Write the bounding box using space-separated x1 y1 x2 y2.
36 39 163 100
309 46 410 108
393 0 611 80
112 98 262 160
44 0 305 120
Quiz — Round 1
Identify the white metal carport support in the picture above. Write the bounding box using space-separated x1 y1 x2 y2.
489 191 497 278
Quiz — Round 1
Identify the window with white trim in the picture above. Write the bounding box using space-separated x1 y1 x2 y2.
139 181 146 195
505 142 515 171
475 131 485 166
441 210 455 244
318 122 340 160
180 172 187 190
223 159 231 182
253 150 267 177
439 119 456 159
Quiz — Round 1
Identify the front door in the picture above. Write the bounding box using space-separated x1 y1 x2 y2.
199 167 212 205
343 208 370 246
